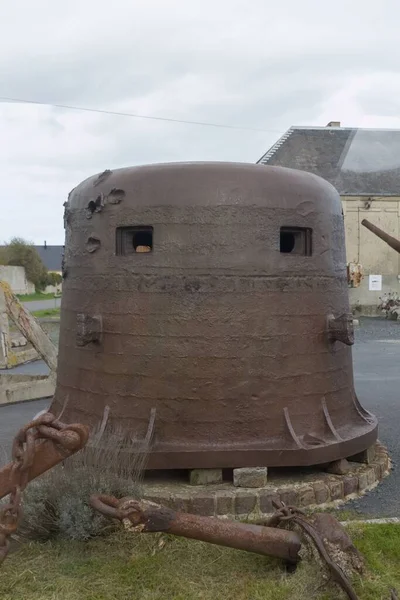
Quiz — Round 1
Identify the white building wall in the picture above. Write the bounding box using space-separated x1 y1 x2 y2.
342 197 400 313
0 266 35 295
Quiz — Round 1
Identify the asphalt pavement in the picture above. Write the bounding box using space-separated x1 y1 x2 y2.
0 397 50 462
346 318 400 518
0 317 399 517
23 297 61 312
0 360 49 376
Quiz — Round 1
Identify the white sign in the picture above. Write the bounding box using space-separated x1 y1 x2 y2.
369 274 382 291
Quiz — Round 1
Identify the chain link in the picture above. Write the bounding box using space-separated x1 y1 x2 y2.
270 501 360 600
0 412 86 567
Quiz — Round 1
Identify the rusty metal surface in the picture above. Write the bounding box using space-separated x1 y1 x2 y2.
90 494 302 563
51 162 377 468
90 494 373 599
76 313 103 346
0 414 89 565
267 502 360 600
362 219 400 254
327 313 355 346
347 262 363 288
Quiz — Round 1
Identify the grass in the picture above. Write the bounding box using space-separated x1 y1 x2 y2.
317 507 364 522
0 524 399 599
16 292 57 302
32 308 60 318
347 522 400 599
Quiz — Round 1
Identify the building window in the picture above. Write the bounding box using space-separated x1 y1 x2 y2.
116 226 153 255
280 227 312 256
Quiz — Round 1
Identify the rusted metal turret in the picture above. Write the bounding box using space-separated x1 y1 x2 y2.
362 219 400 254
51 163 377 469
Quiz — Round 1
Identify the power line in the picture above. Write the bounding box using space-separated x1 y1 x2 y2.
0 95 284 134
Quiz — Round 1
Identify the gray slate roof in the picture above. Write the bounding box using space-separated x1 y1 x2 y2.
34 245 64 272
257 126 400 196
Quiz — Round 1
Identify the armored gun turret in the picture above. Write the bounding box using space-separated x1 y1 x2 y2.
50 163 378 469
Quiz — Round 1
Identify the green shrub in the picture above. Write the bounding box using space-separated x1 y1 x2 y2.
0 238 48 291
19 427 147 542
46 271 62 287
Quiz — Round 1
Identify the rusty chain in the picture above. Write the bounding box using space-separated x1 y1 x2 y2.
269 501 360 600
0 412 87 566
90 494 138 521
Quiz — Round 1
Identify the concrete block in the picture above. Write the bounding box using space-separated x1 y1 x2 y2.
349 445 376 465
0 375 55 405
372 462 383 481
215 490 235 515
234 492 257 516
328 479 344 501
259 490 280 513
233 467 268 488
144 493 173 508
343 475 358 496
278 488 299 507
313 482 330 504
190 494 215 516
366 467 376 486
298 486 316 507
189 469 223 486
358 471 369 491
326 458 351 475
11 335 27 348
382 453 390 474
375 442 386 456
170 494 190 513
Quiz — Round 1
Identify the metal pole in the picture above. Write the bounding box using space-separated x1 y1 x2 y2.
362 219 400 254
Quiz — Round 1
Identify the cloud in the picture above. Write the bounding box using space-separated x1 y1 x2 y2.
1 0 400 243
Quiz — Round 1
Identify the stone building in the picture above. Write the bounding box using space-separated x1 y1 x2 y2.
257 122 400 313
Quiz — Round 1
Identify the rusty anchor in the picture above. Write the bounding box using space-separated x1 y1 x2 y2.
90 494 301 563
90 494 368 599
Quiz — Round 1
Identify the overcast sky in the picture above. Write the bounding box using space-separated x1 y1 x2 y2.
1 0 400 244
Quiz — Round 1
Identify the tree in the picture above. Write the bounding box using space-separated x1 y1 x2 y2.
46 271 62 286
0 246 8 265
0 238 49 291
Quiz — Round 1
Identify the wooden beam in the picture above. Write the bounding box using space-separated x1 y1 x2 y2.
0 282 58 376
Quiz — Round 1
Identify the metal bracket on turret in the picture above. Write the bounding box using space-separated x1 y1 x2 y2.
76 314 103 346
327 313 354 346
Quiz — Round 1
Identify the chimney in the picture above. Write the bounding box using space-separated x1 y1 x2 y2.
44 240 47 249
326 121 341 127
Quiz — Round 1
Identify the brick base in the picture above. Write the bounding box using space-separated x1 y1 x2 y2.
141 442 390 519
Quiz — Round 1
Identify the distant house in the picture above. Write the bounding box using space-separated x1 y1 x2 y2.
257 122 400 313
0 241 63 295
34 242 64 275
